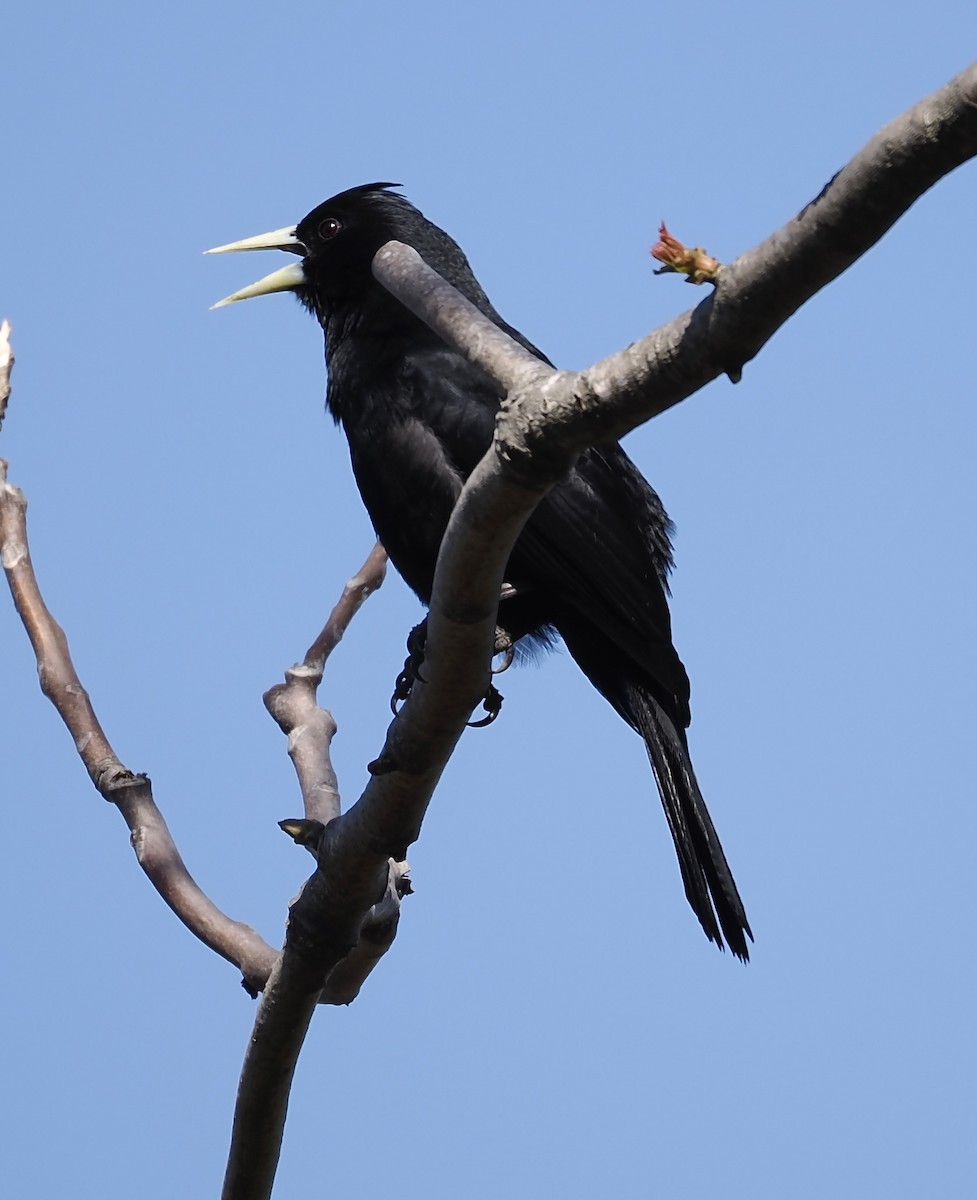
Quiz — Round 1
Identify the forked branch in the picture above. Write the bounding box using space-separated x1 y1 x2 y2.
0 326 277 991
223 61 977 1200
0 423 276 996
3 58 976 1200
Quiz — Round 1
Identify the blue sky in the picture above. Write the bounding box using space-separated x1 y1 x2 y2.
2 3 975 1197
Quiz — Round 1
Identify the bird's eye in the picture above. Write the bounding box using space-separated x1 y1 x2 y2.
318 217 342 240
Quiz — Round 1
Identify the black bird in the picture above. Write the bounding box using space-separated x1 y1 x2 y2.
208 183 752 959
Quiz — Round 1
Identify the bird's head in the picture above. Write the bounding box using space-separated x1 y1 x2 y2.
207 182 488 325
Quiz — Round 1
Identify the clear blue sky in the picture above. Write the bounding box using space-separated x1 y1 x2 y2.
3 3 974 1197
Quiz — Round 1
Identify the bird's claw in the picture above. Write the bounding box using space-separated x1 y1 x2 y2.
390 668 414 715
468 683 503 728
492 629 515 674
391 620 428 714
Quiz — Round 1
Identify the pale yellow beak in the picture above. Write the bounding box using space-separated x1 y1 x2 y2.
205 226 302 255
206 226 307 309
209 263 308 310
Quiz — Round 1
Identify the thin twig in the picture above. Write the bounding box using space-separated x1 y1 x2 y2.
0 334 277 995
266 539 406 1008
0 320 13 429
263 542 387 825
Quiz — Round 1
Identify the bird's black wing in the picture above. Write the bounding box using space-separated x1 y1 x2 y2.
335 343 499 602
510 443 692 717
341 339 689 710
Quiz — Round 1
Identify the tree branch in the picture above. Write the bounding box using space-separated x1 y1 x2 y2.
0 326 278 995
375 62 977 474
263 539 409 1008
6 60 976 1200
0 324 400 1193
0 320 13 430
0 458 279 992
218 61 977 1199
264 542 387 826
223 544 408 1195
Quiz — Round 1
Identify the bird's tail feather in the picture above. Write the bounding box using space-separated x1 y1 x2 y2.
630 686 753 960
556 616 752 958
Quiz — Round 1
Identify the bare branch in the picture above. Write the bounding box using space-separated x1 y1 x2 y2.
10 63 977 1200
221 956 321 1200
223 545 400 1194
292 542 409 1006
0 320 13 429
263 541 387 825
318 858 411 1005
372 246 550 395
219 65 977 1199
217 365 558 1197
375 62 977 475
572 60 977 434
0 336 277 995
221 857 411 1198
262 538 408 1007
302 540 389 671
218 399 550 1200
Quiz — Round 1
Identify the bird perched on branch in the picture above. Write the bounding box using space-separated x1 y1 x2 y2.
208 182 752 959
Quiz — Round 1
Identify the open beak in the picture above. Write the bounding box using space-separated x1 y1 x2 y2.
205 226 308 310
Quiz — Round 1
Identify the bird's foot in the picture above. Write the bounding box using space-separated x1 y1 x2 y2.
468 682 503 728
390 620 428 714
390 618 504 727
475 625 509 722
492 628 515 674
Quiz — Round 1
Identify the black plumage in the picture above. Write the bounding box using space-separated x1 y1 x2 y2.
212 182 752 959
